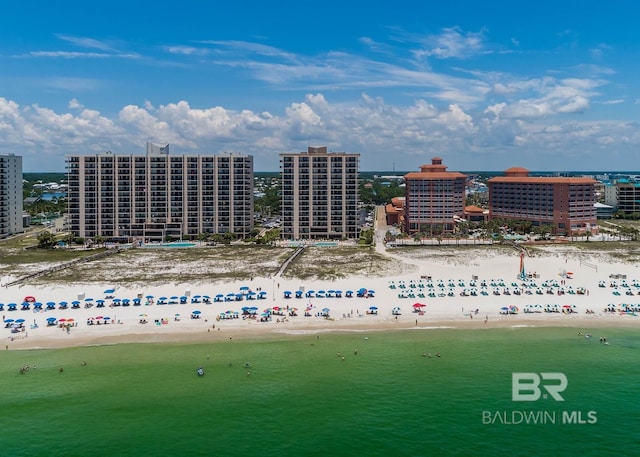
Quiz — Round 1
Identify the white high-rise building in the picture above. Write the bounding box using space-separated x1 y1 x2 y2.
280 146 359 240
66 144 253 242
0 154 23 238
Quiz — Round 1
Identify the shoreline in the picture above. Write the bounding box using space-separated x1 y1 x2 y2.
7 313 637 351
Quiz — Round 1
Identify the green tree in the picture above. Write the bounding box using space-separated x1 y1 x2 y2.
37 231 56 249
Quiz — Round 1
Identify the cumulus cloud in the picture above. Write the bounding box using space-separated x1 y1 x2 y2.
68 98 83 110
1 93 638 172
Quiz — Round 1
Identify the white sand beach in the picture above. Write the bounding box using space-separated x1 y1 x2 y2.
3 245 639 350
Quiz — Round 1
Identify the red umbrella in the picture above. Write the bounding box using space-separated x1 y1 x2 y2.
413 303 426 308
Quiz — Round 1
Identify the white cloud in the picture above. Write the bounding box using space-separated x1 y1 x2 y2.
68 99 83 110
19 51 140 59
411 27 488 60
54 34 116 52
2 93 639 172
162 46 209 56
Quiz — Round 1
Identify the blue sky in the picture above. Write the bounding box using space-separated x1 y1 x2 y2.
2 0 640 172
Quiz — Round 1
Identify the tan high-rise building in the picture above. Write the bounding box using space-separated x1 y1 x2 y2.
280 146 359 240
66 143 253 242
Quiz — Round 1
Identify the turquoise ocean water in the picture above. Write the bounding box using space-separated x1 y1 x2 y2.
1 327 638 457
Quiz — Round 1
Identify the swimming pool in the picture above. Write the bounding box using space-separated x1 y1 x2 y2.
314 242 338 247
143 242 196 248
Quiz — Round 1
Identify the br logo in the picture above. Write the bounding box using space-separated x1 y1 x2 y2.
512 372 568 401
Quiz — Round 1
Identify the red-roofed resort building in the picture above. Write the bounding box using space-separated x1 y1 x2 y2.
404 157 467 234
488 167 597 235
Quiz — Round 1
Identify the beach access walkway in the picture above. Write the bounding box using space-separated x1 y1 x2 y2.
273 246 305 278
4 247 125 288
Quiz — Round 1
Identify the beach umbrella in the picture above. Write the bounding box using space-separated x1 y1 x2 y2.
95 316 103 320
159 297 167 301
192 310 201 315
85 298 94 302
103 317 111 320
369 306 378 310
4 318 14 323
96 299 105 303
15 318 25 323
71 301 79 306
46 301 56 307
139 313 147 317
46 317 56 322
104 288 116 294
146 295 154 299
368 290 375 295
59 318 67 323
